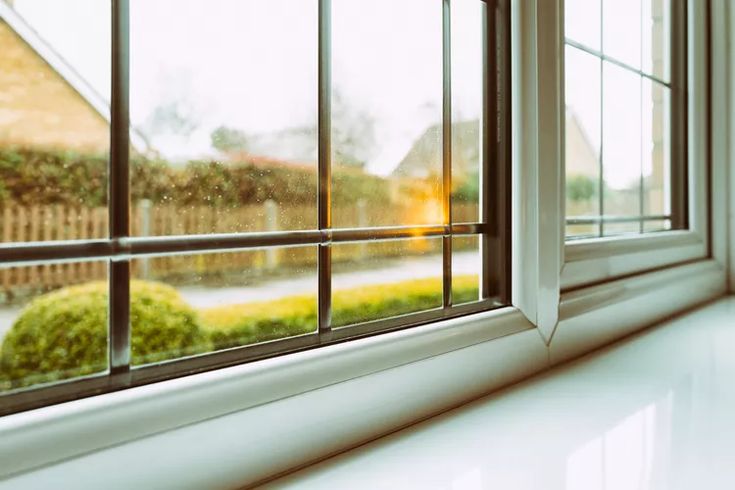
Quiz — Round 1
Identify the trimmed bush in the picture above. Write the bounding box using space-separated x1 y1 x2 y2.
0 280 210 389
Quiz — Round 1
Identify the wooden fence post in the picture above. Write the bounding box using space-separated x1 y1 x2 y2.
2 207 11 293
138 199 152 279
357 199 368 260
264 199 279 269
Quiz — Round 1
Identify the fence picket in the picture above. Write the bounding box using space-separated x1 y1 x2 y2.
2 207 11 292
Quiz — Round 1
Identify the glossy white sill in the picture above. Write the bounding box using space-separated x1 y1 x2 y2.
269 297 735 489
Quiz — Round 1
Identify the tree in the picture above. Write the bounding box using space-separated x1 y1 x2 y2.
566 174 597 202
139 70 201 138
210 126 250 153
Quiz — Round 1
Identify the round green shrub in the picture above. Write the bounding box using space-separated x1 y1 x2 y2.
0 280 211 389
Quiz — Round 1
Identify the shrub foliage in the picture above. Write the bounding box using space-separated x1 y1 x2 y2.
0 281 209 389
0 148 392 208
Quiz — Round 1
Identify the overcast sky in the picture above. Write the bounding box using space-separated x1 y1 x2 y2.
12 0 665 186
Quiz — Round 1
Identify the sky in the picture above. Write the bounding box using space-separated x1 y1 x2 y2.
11 0 665 186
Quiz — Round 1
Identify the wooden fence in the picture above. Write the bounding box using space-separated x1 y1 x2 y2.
0 201 479 296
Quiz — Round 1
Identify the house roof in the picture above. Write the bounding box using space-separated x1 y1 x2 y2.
0 0 150 152
393 120 479 178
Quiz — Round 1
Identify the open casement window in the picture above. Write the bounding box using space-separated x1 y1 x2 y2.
0 0 510 415
562 0 709 289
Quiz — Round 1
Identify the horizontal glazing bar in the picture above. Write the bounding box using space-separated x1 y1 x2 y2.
0 224 490 265
0 240 115 265
565 39 673 88
0 298 498 416
566 215 671 225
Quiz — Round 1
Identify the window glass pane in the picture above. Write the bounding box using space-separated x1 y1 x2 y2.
643 219 671 232
0 0 110 241
332 238 443 328
130 247 317 365
602 62 642 236
452 236 481 305
130 0 318 235
642 0 670 81
566 46 601 238
565 0 601 50
603 221 641 236
331 0 443 228
566 224 599 239
0 261 108 392
603 0 642 69
642 79 671 219
451 0 482 224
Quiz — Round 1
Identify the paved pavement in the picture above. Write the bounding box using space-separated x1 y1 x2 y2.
0 251 479 339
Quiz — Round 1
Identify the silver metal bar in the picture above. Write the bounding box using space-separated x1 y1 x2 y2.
318 0 332 334
566 214 671 225
565 38 674 88
597 10 605 237
126 230 323 255
109 0 131 375
442 0 453 308
0 240 114 265
0 224 491 266
639 1 645 235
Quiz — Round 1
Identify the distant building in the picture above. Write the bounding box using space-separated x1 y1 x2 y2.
393 120 480 180
0 0 147 153
565 109 599 180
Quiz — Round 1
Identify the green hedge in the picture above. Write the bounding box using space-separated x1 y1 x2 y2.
0 148 393 208
0 280 210 390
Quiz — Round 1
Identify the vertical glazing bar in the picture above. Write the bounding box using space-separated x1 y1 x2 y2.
318 0 332 334
442 0 453 308
639 2 645 234
480 0 492 298
109 0 131 374
598 1 605 237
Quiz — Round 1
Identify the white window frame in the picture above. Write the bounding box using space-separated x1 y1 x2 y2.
561 0 711 290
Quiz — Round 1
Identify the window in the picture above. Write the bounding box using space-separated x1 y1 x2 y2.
564 0 687 239
0 0 509 415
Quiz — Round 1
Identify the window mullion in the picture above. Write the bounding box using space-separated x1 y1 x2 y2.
318 0 332 336
669 0 688 230
481 0 509 302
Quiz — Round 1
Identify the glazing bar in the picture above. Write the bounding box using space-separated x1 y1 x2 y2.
109 0 131 375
